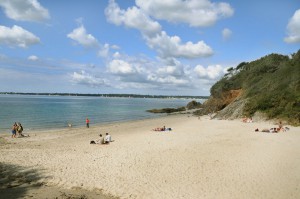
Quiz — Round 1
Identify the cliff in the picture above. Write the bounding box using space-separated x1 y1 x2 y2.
195 50 300 125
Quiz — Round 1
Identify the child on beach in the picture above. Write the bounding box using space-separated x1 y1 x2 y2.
11 122 17 138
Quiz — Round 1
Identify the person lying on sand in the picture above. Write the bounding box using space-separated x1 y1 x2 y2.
255 127 289 133
256 128 278 133
153 126 165 131
152 126 172 131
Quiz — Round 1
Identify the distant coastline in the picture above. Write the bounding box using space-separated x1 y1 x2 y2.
0 92 209 100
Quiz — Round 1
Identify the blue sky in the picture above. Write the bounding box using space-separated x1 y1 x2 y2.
0 0 299 96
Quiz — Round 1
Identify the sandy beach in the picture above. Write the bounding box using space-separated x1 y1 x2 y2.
1 114 300 199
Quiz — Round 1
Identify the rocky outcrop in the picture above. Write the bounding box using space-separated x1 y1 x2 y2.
147 107 186 113
214 98 247 120
186 100 202 110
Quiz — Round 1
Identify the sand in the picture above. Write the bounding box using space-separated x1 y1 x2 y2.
0 114 300 199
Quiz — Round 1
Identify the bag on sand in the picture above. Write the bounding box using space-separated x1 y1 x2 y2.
90 140 96 144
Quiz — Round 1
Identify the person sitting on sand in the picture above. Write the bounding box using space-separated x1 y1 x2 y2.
242 117 253 123
105 133 112 143
91 134 107 144
277 121 286 132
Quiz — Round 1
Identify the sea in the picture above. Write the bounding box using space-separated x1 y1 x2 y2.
0 94 204 133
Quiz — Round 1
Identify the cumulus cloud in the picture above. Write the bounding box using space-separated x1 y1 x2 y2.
147 74 189 85
284 9 300 43
107 59 137 75
103 55 192 89
136 0 234 27
105 0 213 59
105 0 161 36
194 64 225 80
222 28 232 41
71 70 110 87
146 61 191 87
0 0 50 22
28 55 38 61
67 25 99 48
0 25 40 48
145 31 213 58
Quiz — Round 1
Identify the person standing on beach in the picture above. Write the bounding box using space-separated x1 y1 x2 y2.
86 118 90 128
11 122 17 138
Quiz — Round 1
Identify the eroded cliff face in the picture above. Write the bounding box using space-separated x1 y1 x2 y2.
196 89 244 118
219 89 243 106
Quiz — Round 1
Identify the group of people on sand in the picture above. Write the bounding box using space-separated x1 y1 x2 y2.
11 122 29 138
254 121 289 133
90 132 112 145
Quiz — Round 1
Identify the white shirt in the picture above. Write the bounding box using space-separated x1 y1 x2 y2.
105 134 111 142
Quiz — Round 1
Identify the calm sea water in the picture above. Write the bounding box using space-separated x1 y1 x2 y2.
0 95 203 133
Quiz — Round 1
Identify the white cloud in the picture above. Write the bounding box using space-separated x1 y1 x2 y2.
147 74 188 85
0 0 50 22
105 56 192 88
222 28 232 41
0 25 40 48
111 44 120 50
105 0 161 36
194 64 225 80
67 25 99 48
105 0 213 59
284 9 300 43
156 64 186 78
136 0 234 27
146 61 191 87
107 59 137 75
28 55 38 61
98 43 110 57
71 70 110 87
146 31 213 58
113 52 121 58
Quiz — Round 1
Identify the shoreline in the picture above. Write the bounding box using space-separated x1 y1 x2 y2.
1 114 300 199
0 113 172 135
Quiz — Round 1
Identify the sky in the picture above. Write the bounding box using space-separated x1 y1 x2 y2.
0 0 299 96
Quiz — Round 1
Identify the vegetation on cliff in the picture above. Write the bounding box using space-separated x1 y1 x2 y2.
196 50 300 125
